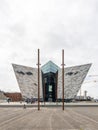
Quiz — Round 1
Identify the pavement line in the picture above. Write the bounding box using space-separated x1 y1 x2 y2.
0 109 34 127
70 109 98 124
55 110 74 129
49 110 53 130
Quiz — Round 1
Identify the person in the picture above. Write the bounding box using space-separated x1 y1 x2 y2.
23 104 26 109
7 98 10 103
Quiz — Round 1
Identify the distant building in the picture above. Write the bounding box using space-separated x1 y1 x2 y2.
0 91 7 101
84 90 87 99
12 61 91 102
75 95 92 101
4 92 22 102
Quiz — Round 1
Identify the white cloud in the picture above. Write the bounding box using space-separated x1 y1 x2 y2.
0 0 98 98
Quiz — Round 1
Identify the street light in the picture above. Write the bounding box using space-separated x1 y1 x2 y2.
62 49 65 111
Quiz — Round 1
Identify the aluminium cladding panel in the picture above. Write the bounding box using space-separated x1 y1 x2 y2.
12 64 43 99
58 64 91 99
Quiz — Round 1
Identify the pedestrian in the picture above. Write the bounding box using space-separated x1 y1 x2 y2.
23 104 26 109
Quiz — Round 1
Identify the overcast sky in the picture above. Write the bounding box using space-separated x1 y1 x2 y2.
0 0 98 98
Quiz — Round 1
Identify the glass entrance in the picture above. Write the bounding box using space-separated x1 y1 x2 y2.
41 61 59 102
42 72 57 102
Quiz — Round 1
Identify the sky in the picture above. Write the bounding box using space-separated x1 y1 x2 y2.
0 0 98 98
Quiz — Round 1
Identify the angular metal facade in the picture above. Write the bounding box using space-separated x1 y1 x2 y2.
12 62 91 100
58 64 91 99
12 64 43 99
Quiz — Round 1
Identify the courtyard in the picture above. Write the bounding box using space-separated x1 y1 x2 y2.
0 106 98 130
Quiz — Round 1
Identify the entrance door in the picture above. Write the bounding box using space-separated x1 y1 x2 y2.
42 72 57 102
48 85 53 102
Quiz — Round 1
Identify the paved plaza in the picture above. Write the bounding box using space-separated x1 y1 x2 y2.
0 106 98 130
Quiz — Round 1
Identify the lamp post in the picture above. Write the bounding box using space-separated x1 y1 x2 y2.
56 72 58 105
62 49 65 111
37 49 41 111
44 79 45 106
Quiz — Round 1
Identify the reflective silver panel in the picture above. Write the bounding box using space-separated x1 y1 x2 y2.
12 64 43 99
58 64 91 99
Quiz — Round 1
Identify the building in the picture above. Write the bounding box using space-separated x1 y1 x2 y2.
12 61 91 102
4 92 22 102
0 91 7 101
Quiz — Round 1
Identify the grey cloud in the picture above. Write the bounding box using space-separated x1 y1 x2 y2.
0 0 9 15
0 0 98 97
9 23 26 37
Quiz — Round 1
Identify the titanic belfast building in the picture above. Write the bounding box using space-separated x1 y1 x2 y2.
12 61 91 102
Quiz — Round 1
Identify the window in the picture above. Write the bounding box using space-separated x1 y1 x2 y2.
49 85 52 92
